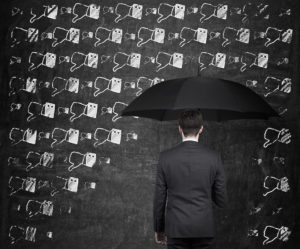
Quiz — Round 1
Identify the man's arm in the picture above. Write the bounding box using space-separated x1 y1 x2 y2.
153 152 167 233
212 152 228 208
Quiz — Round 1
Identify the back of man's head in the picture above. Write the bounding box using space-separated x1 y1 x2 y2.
178 109 203 137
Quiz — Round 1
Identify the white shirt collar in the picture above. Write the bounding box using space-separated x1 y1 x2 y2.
182 137 198 142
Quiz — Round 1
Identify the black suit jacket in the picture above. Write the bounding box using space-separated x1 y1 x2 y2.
153 140 228 238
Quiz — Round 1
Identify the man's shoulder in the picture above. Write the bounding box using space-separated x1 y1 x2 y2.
160 142 182 155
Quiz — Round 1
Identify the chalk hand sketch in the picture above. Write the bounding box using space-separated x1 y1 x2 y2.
123 31 135 41
263 176 290 196
80 80 93 90
101 101 128 122
9 77 22 96
70 52 98 72
240 52 268 72
99 157 111 165
37 180 51 191
11 27 38 47
8 176 36 196
94 27 122 47
273 156 285 165
28 52 56 71
9 128 37 145
272 207 283 215
278 107 288 116
136 77 162 96
186 7 198 15
250 155 263 166
10 103 22 112
254 27 293 47
9 226 25 244
68 152 96 171
101 6 113 15
200 3 227 23
26 151 44 171
58 55 70 64
115 3 143 23
42 27 80 47
51 128 79 147
82 30 94 40
279 8 291 17
27 102 55 122
50 176 79 196
80 132 93 141
263 225 291 245
126 132 138 141
12 7 23 16
157 3 185 23
70 102 98 122
26 200 54 218
179 27 207 47
124 80 136 90
145 7 158 16
222 27 250 47
93 128 122 147
113 52 141 72
69 102 87 121
57 106 70 116
84 181 97 190
51 77 79 97
209 31 222 41
26 151 54 171
263 77 291 97
156 51 183 72
263 127 291 148
248 229 259 237
7 157 21 167
137 27 165 47
245 79 259 88
249 203 264 215
30 5 58 23
267 28 293 46
230 3 269 24
93 77 122 96
9 225 52 244
72 3 100 23
9 56 22 65
198 52 226 71
8 76 37 96
8 176 26 196
99 54 111 64
9 225 36 244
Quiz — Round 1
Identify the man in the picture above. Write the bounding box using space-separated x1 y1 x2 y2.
153 108 228 249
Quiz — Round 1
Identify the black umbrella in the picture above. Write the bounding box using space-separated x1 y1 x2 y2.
121 75 280 121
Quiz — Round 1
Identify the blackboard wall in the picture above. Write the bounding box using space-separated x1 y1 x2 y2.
0 0 299 248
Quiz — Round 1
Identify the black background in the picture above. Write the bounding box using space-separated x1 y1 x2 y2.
0 0 299 248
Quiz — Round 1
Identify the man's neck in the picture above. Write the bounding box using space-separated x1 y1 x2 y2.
182 136 198 142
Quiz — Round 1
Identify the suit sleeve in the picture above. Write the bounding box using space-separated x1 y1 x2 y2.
212 152 228 208
153 152 167 233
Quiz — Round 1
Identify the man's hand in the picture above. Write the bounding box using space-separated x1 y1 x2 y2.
155 232 167 245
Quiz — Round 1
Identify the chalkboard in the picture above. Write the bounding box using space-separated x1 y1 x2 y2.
0 0 299 248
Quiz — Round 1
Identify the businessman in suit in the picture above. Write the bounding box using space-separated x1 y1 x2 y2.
153 109 228 249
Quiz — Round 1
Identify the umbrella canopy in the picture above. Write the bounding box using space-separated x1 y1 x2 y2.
121 76 280 121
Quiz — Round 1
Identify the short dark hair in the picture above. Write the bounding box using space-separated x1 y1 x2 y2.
178 109 203 136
